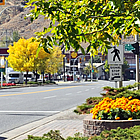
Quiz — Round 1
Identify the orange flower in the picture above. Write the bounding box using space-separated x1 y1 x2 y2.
115 117 120 120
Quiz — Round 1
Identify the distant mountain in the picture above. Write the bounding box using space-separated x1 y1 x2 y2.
0 0 135 49
0 0 51 40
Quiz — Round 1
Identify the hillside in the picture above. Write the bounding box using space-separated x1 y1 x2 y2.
0 0 51 40
0 0 135 49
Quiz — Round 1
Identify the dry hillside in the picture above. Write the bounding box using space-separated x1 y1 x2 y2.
0 0 51 39
0 0 135 49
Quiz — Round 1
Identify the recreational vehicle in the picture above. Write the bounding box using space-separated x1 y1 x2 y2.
6 68 24 84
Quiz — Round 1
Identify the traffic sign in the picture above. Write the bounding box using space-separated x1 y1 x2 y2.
0 68 5 72
108 45 124 64
110 65 122 81
0 0 5 5
70 67 78 71
125 44 134 51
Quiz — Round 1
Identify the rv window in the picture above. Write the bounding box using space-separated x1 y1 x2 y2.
9 74 19 77
24 74 32 78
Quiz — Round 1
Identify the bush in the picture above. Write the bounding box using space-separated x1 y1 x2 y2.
74 97 103 114
102 83 138 97
25 126 140 140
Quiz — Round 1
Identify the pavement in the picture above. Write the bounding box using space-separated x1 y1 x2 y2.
0 80 90 140
0 107 88 140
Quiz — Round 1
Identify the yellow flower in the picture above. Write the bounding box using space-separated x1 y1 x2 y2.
98 117 101 120
128 96 132 100
128 118 132 120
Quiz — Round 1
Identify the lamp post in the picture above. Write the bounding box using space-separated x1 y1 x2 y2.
73 58 78 82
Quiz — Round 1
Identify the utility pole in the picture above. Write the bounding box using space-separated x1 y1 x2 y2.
91 55 93 82
135 34 139 89
118 34 122 88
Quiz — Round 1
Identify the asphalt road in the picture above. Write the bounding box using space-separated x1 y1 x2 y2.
0 80 135 134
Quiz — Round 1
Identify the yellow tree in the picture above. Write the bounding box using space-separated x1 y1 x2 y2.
7 38 49 84
45 46 64 80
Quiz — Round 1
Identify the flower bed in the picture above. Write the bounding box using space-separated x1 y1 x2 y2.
2 83 16 86
83 96 140 136
83 115 140 136
90 96 140 120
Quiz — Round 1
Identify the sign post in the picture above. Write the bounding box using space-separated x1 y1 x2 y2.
108 45 124 88
0 56 5 87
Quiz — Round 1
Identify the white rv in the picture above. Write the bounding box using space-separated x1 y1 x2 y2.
6 68 24 84
23 72 35 82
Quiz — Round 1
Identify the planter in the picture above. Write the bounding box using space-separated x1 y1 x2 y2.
83 114 140 136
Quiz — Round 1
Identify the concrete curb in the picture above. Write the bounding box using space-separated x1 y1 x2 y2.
1 107 76 140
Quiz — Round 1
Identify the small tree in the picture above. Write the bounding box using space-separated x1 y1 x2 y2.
83 63 98 81
7 38 48 84
13 31 21 42
45 46 64 81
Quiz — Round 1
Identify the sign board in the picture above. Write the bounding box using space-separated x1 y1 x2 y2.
108 45 124 64
70 67 78 71
0 56 5 68
0 0 5 5
0 68 5 72
110 65 122 81
125 44 134 51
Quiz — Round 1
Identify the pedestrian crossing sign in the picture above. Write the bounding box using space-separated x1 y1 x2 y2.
108 45 124 64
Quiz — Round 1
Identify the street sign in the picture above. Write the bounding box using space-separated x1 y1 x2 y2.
70 67 78 71
0 68 5 72
108 45 124 64
110 65 122 81
125 44 134 51
0 0 5 5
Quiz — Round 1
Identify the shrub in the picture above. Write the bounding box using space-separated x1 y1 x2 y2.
90 96 140 120
74 97 103 114
102 83 138 97
24 126 140 140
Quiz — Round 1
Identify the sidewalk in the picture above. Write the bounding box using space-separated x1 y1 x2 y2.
1 107 88 140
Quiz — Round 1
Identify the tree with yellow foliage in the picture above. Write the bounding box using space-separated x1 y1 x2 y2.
7 38 49 84
45 46 64 81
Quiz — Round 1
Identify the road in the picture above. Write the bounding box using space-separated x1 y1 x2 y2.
0 80 135 134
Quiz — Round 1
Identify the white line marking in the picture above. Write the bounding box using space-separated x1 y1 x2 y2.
65 93 72 95
44 96 56 99
85 89 89 91
77 91 82 93
0 111 60 113
91 88 95 89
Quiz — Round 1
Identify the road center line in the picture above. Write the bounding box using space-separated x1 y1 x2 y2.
0 83 97 97
0 85 80 97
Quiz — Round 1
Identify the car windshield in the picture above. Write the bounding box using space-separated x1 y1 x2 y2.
9 74 19 77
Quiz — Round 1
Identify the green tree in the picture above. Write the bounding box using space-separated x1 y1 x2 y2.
83 63 98 81
122 58 129 74
25 0 140 54
89 56 101 63
13 31 21 42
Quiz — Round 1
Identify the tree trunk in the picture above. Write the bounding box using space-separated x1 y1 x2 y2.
25 71 28 85
42 71 45 83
